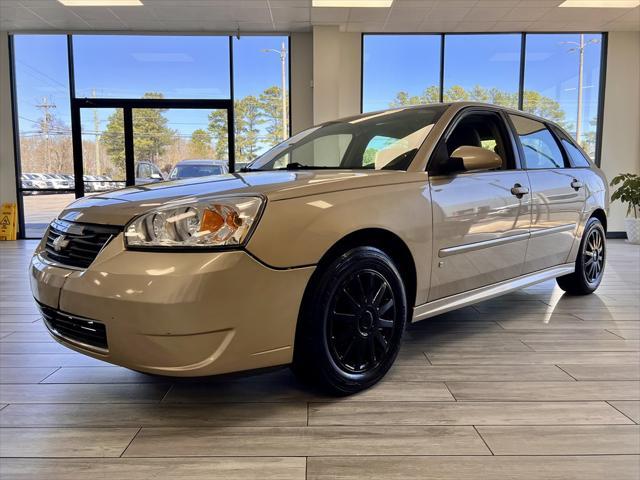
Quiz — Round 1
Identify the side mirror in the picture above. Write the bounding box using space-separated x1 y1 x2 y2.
150 172 163 180
450 146 502 172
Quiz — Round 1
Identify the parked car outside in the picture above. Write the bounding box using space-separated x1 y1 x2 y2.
30 103 608 394
135 160 165 185
83 175 99 193
28 173 55 190
20 174 36 193
168 159 229 180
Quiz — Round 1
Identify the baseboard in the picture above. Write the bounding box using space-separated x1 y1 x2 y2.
607 231 627 239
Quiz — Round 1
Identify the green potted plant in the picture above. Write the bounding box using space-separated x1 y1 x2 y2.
610 173 640 244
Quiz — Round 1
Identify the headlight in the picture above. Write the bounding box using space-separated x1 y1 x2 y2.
124 196 264 249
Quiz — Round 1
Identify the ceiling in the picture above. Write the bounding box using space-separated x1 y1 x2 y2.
1 0 638 33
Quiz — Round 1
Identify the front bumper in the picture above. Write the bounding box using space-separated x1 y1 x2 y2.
30 234 315 376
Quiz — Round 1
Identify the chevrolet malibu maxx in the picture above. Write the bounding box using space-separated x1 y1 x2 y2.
31 103 608 394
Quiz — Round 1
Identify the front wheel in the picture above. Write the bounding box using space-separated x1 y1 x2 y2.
557 217 606 295
292 246 407 395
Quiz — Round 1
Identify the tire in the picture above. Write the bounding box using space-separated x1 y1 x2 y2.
556 217 606 295
292 246 408 395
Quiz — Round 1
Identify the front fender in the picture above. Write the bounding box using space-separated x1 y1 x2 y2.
246 177 433 304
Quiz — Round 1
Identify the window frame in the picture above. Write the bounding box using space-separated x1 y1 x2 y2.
427 106 522 175
360 32 607 167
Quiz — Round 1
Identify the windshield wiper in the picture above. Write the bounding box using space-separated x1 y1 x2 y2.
239 166 261 172
277 162 339 170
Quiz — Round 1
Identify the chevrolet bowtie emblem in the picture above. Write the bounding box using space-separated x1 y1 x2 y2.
52 234 70 252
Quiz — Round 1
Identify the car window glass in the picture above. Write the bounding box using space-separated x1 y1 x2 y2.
364 128 431 169
560 137 591 167
138 164 151 178
444 113 513 170
509 114 568 169
273 134 353 169
248 106 446 171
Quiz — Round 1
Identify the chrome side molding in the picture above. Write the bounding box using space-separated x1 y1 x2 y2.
439 232 529 258
439 223 576 258
529 223 577 238
412 263 575 322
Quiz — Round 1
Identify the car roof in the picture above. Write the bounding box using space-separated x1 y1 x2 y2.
174 159 227 166
332 101 563 130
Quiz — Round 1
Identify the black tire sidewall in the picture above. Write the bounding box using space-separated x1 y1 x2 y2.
305 247 407 393
576 218 606 291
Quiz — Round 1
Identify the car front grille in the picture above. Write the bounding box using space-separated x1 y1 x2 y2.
38 303 108 351
44 219 121 269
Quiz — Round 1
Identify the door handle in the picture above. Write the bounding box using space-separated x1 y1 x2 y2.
571 179 584 190
511 183 529 198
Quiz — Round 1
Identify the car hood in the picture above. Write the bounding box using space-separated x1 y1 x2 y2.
58 169 421 226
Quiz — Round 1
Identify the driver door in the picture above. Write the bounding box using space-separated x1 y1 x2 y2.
428 109 531 301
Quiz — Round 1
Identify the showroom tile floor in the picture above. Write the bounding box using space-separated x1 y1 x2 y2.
0 240 638 479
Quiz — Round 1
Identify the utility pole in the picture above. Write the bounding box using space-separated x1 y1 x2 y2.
576 34 585 143
35 97 56 172
561 34 600 146
92 88 101 176
262 42 288 141
279 41 287 140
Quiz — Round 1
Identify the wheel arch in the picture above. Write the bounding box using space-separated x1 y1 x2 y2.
312 228 418 311
590 208 607 232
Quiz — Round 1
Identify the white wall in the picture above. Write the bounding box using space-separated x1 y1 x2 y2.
600 31 640 233
312 26 361 124
0 31 17 207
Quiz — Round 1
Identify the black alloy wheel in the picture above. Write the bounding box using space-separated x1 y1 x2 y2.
583 227 605 283
557 216 606 295
292 246 407 394
327 269 398 374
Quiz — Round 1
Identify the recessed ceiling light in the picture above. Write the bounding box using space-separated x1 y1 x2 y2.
57 0 143 6
312 0 393 7
558 0 639 7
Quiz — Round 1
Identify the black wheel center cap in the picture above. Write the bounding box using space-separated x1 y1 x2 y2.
358 309 375 335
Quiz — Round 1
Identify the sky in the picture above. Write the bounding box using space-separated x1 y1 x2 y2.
363 33 603 135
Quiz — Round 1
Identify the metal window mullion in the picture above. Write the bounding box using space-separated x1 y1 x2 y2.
518 33 526 111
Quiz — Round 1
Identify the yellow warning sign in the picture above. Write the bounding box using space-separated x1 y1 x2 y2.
0 203 17 241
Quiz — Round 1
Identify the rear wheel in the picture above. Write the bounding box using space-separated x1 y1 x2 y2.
557 217 606 295
292 247 407 395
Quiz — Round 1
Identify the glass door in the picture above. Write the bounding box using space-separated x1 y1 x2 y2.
72 99 234 198
131 107 230 185
79 107 127 195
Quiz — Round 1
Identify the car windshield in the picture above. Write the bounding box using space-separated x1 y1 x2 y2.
245 106 446 171
173 165 223 178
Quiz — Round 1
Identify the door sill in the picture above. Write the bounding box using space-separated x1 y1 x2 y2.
412 263 575 323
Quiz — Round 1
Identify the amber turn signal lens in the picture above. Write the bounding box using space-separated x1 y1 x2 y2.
200 208 225 233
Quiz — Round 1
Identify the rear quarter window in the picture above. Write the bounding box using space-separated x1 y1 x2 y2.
555 132 592 168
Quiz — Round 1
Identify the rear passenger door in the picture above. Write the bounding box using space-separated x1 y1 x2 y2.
508 114 586 274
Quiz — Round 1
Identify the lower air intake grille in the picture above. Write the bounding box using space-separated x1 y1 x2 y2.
39 303 108 351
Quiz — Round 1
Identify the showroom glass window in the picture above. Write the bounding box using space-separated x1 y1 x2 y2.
232 36 290 167
361 32 605 162
523 33 603 158
12 35 74 238
443 34 521 108
72 35 230 99
362 35 441 113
